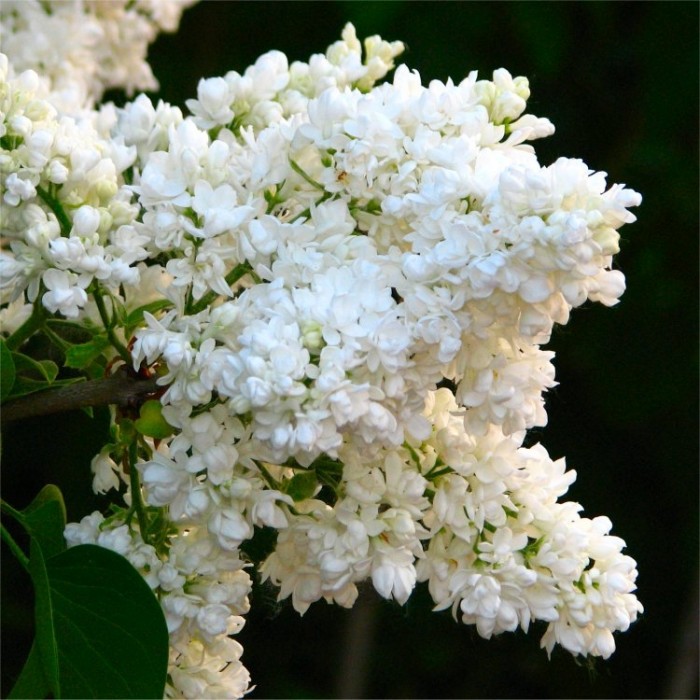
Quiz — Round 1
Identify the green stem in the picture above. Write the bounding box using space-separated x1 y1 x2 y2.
254 460 280 489
424 456 449 479
0 522 30 572
189 262 252 315
288 158 325 191
425 466 454 480
290 191 334 224
92 288 131 365
264 181 287 214
6 299 46 351
403 442 422 470
36 185 71 236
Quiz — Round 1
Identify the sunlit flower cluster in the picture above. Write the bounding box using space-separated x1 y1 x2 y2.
1 10 642 698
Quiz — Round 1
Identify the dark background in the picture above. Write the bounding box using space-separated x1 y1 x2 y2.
2 2 698 698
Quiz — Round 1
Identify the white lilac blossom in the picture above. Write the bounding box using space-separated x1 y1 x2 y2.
0 0 197 113
0 54 145 318
1 12 642 699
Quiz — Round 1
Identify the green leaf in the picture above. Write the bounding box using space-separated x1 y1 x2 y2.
1 338 16 402
125 300 172 334
28 538 60 697
45 319 96 345
284 471 319 502
7 641 52 700
46 545 169 699
20 543 169 699
134 399 174 439
64 335 111 370
7 376 54 399
1 485 67 561
12 353 58 382
22 485 67 560
6 351 63 399
2 487 69 700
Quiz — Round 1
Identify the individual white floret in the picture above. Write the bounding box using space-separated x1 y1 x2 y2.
41 268 89 317
371 542 417 605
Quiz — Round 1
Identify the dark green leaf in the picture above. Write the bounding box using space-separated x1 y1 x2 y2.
64 336 111 370
7 641 52 700
312 455 344 491
22 485 67 560
29 538 61 697
7 376 53 399
20 540 169 699
4 487 69 697
1 338 16 402
12 353 58 382
45 544 170 699
45 319 97 344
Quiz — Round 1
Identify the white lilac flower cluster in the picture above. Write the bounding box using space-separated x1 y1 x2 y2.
0 0 197 112
1 13 643 698
263 388 641 659
0 52 143 323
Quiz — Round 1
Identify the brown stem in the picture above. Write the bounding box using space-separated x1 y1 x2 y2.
0 368 162 424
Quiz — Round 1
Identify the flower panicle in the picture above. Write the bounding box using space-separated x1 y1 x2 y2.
1 7 642 698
